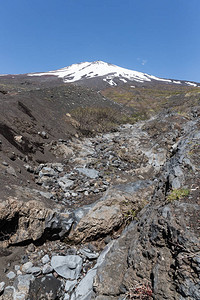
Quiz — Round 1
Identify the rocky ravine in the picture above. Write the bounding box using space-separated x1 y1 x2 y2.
0 107 199 299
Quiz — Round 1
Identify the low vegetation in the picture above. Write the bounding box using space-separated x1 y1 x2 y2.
125 279 153 299
70 106 123 135
102 85 200 119
167 188 190 202
70 105 151 136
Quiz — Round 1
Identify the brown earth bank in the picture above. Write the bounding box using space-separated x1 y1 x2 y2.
0 74 199 299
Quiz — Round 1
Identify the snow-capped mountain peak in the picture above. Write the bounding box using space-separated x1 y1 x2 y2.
28 61 198 87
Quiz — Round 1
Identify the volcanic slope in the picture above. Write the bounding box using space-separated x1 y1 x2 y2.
0 63 199 299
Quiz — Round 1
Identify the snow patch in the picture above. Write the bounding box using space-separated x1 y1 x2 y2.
120 78 127 83
185 82 197 87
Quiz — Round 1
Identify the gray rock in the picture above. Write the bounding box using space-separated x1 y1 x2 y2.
3 286 15 299
58 176 74 190
71 192 78 197
80 248 99 260
14 274 34 294
71 268 96 300
24 164 34 173
15 265 20 271
0 281 5 293
77 168 99 179
38 131 48 139
179 278 200 299
21 262 33 273
12 292 26 300
41 254 50 264
65 279 77 292
39 167 56 177
27 266 41 276
39 191 53 199
6 166 17 177
6 271 16 280
42 264 53 275
72 242 114 300
51 163 64 172
51 255 82 280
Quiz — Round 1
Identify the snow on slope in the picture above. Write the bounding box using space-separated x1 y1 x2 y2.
28 61 198 87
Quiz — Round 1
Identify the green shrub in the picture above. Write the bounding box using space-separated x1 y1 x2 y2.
167 188 190 202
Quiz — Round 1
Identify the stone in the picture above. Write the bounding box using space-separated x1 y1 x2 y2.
71 241 114 300
17 270 22 275
27 243 35 252
54 144 74 158
58 176 74 190
13 292 26 300
28 275 63 300
77 167 99 179
39 191 53 199
14 274 34 294
15 265 20 271
68 182 154 243
42 264 53 275
41 254 50 264
6 271 16 280
21 262 33 273
0 281 5 293
0 198 74 246
6 166 17 177
51 255 82 280
68 197 123 243
38 131 48 139
3 286 14 300
27 266 41 276
80 248 99 260
65 279 77 292
39 167 57 177
71 268 96 300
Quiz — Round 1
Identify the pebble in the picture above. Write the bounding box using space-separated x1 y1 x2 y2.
42 264 53 275
6 271 16 280
41 254 50 264
15 265 21 271
80 248 99 260
27 267 41 276
21 262 33 273
0 281 5 293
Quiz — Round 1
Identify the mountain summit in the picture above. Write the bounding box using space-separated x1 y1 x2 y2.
28 61 198 88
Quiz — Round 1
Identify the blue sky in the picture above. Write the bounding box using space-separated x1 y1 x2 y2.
0 0 200 82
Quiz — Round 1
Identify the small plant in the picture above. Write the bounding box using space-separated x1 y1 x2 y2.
123 209 138 224
125 279 153 299
167 188 190 202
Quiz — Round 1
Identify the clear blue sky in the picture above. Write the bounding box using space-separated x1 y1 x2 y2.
0 0 200 82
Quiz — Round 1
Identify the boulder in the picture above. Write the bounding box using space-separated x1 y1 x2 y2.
68 181 154 243
51 255 82 280
0 199 73 246
28 275 63 300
